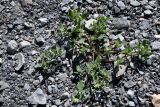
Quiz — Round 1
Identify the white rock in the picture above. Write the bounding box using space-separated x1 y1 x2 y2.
61 0 73 5
38 18 48 23
0 58 2 65
116 65 127 77
85 19 96 30
154 35 160 39
86 0 92 3
15 53 25 71
20 41 31 48
118 34 124 41
129 39 139 48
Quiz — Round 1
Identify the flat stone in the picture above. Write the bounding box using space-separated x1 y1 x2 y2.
117 1 126 10
61 0 73 5
154 35 160 39
15 53 25 71
128 101 136 107
151 41 160 50
144 10 153 16
27 88 46 105
0 81 9 91
127 90 135 97
130 0 140 7
124 80 136 89
85 19 96 30
112 18 130 29
38 18 48 23
140 20 151 30
129 39 139 48
116 65 127 77
20 40 31 48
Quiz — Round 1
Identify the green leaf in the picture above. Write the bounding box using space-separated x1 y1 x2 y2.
77 81 85 91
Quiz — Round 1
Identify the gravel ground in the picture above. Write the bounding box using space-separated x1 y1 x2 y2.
0 0 160 107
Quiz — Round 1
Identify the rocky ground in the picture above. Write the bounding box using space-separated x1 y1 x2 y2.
0 0 160 107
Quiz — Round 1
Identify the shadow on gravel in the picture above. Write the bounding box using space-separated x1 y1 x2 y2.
28 104 46 107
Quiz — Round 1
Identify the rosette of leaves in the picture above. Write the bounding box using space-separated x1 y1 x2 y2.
38 45 65 70
59 9 110 58
73 56 110 103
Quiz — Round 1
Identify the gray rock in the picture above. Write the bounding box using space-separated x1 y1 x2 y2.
124 80 135 89
20 41 31 48
24 83 31 90
61 0 73 5
55 99 62 106
57 73 68 81
0 81 9 91
113 6 120 14
35 36 45 46
151 41 160 50
128 101 136 107
140 20 151 30
15 53 25 71
48 85 58 94
64 100 70 107
0 58 2 65
144 10 153 16
0 50 3 56
61 6 70 12
0 5 5 12
0 40 2 45
61 92 70 100
38 75 43 82
7 40 18 55
149 1 156 7
117 1 126 10
27 88 46 105
20 0 33 6
112 18 130 29
130 0 140 7
127 90 135 97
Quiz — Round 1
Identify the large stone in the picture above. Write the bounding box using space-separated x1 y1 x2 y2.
85 19 96 30
129 39 139 48
20 40 31 48
61 0 74 5
7 40 18 55
151 41 160 50
0 81 9 91
27 88 46 105
130 0 140 7
154 35 160 39
35 37 45 46
112 18 130 29
117 1 126 10
116 65 127 77
144 10 153 16
152 94 160 107
15 53 25 71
